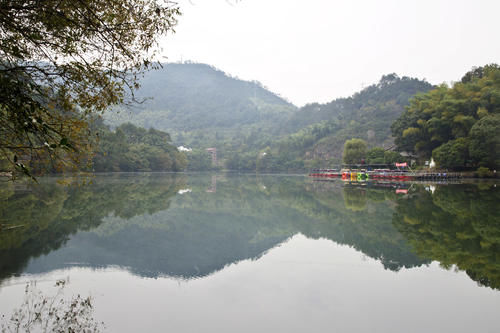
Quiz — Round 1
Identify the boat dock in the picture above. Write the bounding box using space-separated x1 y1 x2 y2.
309 169 462 181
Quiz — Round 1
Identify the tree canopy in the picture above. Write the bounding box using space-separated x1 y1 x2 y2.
468 114 500 168
0 0 180 178
391 64 500 170
92 122 187 172
343 138 367 164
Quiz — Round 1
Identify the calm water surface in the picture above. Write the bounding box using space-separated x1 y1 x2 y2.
0 174 499 332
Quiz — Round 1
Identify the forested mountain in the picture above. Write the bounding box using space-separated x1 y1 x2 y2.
234 74 433 171
274 74 434 166
105 62 296 149
105 63 432 171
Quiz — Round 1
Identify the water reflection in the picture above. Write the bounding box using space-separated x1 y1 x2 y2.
0 174 498 290
0 174 185 281
392 182 500 289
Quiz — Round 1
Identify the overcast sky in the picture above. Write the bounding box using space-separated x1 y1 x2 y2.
162 0 500 106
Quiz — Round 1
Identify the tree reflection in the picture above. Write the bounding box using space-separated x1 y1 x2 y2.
393 183 500 289
2 175 498 289
0 174 185 281
0 175 427 281
343 187 367 211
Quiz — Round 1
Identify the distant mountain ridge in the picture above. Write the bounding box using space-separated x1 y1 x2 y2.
105 62 296 148
137 62 293 112
105 63 433 170
273 74 434 166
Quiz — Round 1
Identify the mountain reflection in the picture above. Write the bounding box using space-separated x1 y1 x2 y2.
0 174 185 281
0 174 498 289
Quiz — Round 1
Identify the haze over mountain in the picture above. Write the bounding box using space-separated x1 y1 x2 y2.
106 62 296 148
106 63 433 170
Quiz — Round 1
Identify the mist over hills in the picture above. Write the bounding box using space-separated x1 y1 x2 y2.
105 63 296 149
105 63 433 170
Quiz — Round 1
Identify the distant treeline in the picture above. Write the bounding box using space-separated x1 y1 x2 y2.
92 122 187 172
224 65 500 172
84 63 499 173
223 73 433 172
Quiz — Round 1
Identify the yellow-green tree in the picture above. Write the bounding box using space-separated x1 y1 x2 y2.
342 138 367 164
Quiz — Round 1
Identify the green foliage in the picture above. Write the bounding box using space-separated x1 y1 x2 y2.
392 64 500 169
93 122 186 172
343 138 367 164
186 149 214 171
264 74 432 168
284 74 433 134
432 138 469 169
468 114 500 168
0 0 180 178
105 63 296 152
366 147 385 164
384 150 405 164
277 121 339 156
476 167 493 178
363 147 408 166
106 68 431 171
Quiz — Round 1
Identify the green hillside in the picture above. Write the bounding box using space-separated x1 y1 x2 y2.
232 74 433 171
273 74 434 168
391 64 500 170
105 64 432 171
105 62 296 150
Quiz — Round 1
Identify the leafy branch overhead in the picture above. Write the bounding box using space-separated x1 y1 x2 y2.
0 0 180 178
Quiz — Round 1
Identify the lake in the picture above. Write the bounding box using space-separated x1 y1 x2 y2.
0 173 499 332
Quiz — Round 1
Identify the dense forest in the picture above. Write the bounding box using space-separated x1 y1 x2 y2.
392 64 500 170
104 63 434 172
92 121 187 172
9 62 496 174
105 62 296 152
225 73 433 171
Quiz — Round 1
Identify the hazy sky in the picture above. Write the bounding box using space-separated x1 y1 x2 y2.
162 0 500 106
